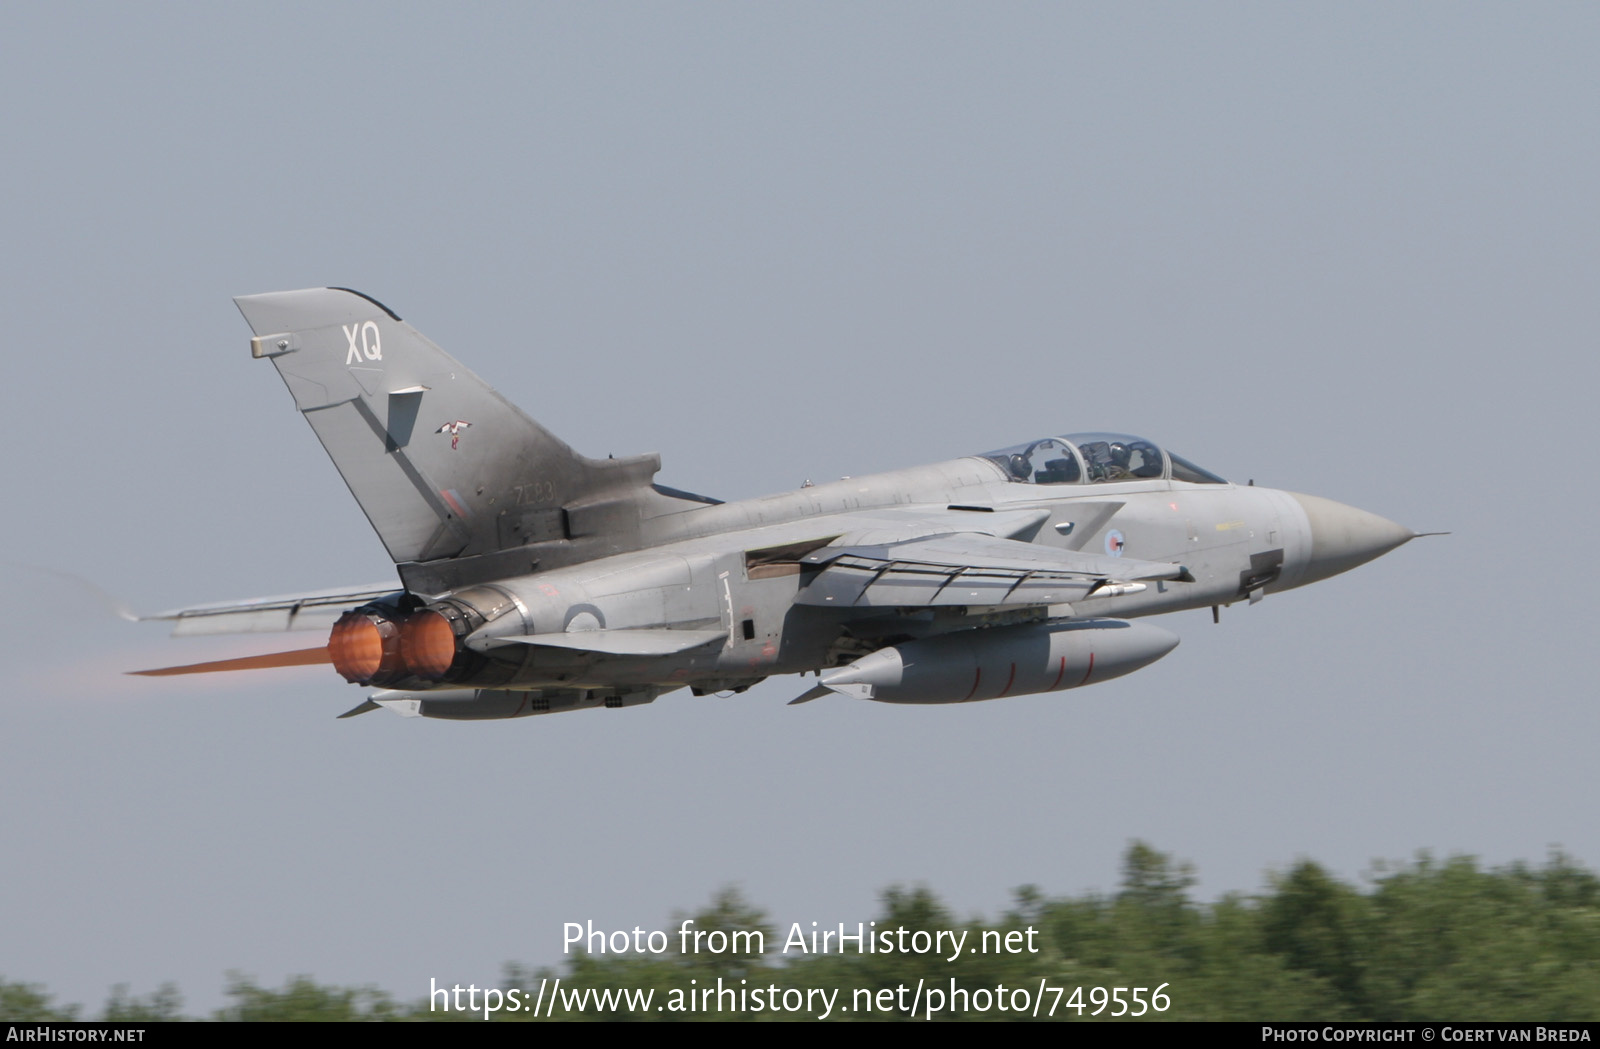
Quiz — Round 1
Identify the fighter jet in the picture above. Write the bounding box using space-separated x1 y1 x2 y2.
134 287 1422 720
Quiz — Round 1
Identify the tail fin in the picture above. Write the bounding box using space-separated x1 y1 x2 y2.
234 288 660 569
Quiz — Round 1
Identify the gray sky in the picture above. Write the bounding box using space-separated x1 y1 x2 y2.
2 3 1595 1012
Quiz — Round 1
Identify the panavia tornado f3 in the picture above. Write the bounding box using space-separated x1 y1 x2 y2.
135 287 1424 720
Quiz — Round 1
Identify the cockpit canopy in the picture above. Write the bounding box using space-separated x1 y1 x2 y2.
978 432 1227 486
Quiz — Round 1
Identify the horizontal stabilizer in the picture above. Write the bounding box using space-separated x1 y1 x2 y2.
146 583 400 636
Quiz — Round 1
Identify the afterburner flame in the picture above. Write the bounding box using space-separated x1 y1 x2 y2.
328 611 398 684
400 610 456 680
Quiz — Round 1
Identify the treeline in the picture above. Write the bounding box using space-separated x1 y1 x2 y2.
6 844 1598 1021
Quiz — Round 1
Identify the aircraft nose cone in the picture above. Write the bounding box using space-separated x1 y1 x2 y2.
1288 492 1414 586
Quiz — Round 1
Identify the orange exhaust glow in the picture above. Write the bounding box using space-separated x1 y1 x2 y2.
130 604 462 685
128 645 332 677
400 610 456 680
328 611 399 684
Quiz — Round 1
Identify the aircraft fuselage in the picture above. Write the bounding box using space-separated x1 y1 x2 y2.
434 457 1399 697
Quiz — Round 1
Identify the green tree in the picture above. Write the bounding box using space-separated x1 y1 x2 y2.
101 982 184 1021
0 978 79 1021
1259 859 1369 1013
213 973 408 1022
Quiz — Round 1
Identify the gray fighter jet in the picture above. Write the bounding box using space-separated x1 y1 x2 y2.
135 288 1423 720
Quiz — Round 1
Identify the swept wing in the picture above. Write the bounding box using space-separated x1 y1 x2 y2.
796 532 1188 610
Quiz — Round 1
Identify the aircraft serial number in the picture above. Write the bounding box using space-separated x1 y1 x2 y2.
512 481 557 505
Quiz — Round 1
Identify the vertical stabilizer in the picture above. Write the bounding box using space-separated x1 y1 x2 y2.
235 288 659 567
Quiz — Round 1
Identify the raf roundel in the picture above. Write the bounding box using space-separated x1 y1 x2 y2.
1104 529 1126 556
